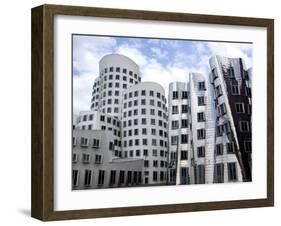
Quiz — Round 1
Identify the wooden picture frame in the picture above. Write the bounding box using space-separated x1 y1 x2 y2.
31 4 274 221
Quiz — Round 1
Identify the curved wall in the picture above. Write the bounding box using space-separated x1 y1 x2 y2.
121 82 168 184
91 54 141 119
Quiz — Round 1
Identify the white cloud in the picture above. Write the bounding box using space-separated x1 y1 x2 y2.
72 36 118 115
150 47 168 59
207 42 253 69
73 72 94 115
73 36 117 74
72 36 252 114
116 44 148 67
141 59 190 96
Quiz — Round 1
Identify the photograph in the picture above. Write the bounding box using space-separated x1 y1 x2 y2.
71 35 252 190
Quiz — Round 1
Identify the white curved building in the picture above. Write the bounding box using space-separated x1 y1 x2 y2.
122 82 168 185
91 54 141 119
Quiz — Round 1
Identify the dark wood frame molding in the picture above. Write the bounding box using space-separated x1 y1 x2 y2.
31 4 274 221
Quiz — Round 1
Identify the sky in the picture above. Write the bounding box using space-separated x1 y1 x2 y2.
72 35 252 115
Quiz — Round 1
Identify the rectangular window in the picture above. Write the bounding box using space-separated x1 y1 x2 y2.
72 170 79 186
127 171 132 184
197 112 205 122
109 170 116 185
216 125 224 136
236 103 245 113
240 121 250 132
133 109 138 115
198 96 206 106
196 165 205 184
197 146 205 157
181 134 188 144
144 160 149 167
228 162 238 182
109 142 114 150
172 91 178 99
181 150 188 160
143 149 148 156
134 129 138 135
180 167 189 184
218 103 227 116
216 143 224 155
153 171 158 181
135 139 139 146
228 66 235 77
142 139 147 145
92 139 100 148
214 163 224 183
171 136 178 145
171 120 179 129
231 81 239 94
182 91 188 99
160 171 165 181
95 154 102 164
227 142 235 153
172 106 179 114
181 119 188 128
198 81 206 90
182 105 188 113
215 85 223 98
82 154 90 164
98 170 105 185
244 141 252 152
80 137 89 147
118 171 125 185
84 170 92 186
224 121 231 134
72 153 78 163
153 160 158 167
197 129 205 140
72 137 76 146
134 119 138 125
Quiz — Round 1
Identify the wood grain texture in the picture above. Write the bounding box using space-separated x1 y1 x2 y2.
31 4 274 221
31 5 44 220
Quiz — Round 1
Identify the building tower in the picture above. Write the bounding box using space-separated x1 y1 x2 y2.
167 82 191 185
122 82 168 185
209 55 252 182
91 54 141 119
189 72 216 184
